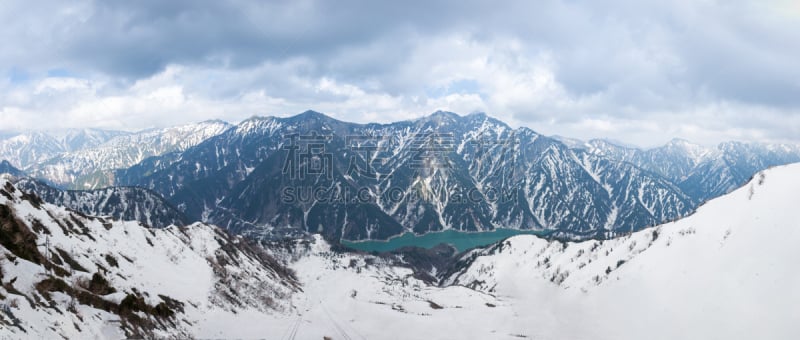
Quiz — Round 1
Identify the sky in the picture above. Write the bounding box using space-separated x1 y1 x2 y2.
0 0 798 147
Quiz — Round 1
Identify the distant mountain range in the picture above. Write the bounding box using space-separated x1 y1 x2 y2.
2 111 799 243
0 128 125 170
0 121 231 189
574 138 800 201
2 161 187 228
111 111 696 241
12 176 188 228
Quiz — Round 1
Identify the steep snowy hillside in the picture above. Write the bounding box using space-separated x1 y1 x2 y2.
581 138 800 201
235 235 532 340
680 141 800 200
118 110 694 243
0 180 299 339
157 158 800 339
0 179 557 339
29 120 232 188
0 161 24 178
442 163 800 339
0 129 126 170
12 177 189 228
2 162 798 339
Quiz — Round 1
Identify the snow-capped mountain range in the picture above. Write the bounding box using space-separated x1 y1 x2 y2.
0 178 299 338
437 163 800 339
0 121 231 189
3 111 800 244
119 111 694 242
576 138 800 201
0 161 186 228
2 161 797 339
115 111 797 242
0 129 126 171
12 176 189 228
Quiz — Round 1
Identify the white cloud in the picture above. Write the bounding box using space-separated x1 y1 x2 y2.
34 77 92 93
0 0 798 147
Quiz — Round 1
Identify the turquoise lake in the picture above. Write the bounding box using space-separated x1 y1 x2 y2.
341 228 550 253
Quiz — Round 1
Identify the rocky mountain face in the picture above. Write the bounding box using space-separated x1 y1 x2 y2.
579 138 800 201
2 120 799 339
437 163 800 339
117 111 696 242
3 163 798 339
5 111 798 246
0 180 299 339
0 121 232 189
0 129 126 170
12 177 188 228
0 161 24 178
0 161 188 228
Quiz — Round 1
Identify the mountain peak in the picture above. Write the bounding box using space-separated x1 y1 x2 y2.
589 138 638 150
666 138 695 147
417 110 462 124
296 110 330 119
0 159 24 177
281 110 345 124
465 111 512 130
199 119 231 126
430 110 460 118
662 138 717 153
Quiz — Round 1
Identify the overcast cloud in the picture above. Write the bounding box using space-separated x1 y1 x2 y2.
1 0 798 146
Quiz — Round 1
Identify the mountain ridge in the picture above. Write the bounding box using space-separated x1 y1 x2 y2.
5 163 798 338
116 110 697 243
0 179 300 338
575 137 800 201
6 110 800 247
439 162 800 339
0 121 232 189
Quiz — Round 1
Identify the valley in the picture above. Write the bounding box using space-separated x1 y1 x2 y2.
1 163 797 339
3 2 798 338
342 228 551 253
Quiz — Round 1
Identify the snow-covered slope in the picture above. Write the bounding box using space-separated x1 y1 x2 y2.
0 129 125 170
442 163 800 339
120 111 694 242
0 161 24 178
240 236 532 340
581 138 800 201
0 178 531 339
2 162 798 339
12 177 189 228
173 159 800 339
0 180 298 339
29 120 232 188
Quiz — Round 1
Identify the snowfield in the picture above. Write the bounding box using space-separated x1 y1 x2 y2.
445 163 800 339
274 157 800 339
0 177 298 339
1 163 799 339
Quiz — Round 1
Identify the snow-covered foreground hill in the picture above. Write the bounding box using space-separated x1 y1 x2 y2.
176 162 800 339
443 163 800 339
0 176 523 339
0 178 299 339
2 162 799 339
270 162 800 339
